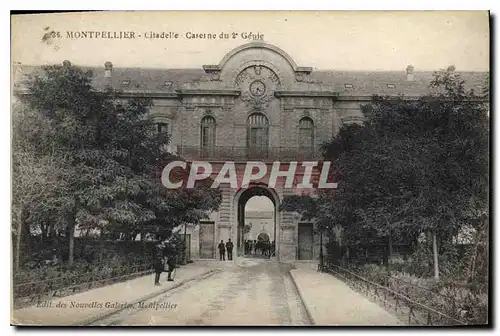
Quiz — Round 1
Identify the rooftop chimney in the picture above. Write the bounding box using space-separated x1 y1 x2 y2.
406 65 415 81
104 61 113 78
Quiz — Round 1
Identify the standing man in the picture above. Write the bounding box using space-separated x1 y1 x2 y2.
163 238 177 282
226 239 234 261
218 240 226 261
153 240 165 286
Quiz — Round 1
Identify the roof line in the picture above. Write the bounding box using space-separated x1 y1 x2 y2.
14 63 489 73
217 42 300 70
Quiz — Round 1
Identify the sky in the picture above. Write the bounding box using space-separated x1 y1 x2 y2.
11 11 489 71
246 196 274 212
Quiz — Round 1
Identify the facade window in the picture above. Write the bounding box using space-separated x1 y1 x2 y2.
247 113 269 154
157 122 169 134
298 117 314 149
201 116 216 157
116 105 125 118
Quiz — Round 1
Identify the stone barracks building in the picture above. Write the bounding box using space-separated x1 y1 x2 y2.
14 42 486 261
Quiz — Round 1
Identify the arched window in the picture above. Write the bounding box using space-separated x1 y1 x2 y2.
200 116 216 157
247 113 269 158
298 117 314 149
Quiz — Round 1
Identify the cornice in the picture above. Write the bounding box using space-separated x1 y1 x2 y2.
275 91 339 98
176 89 241 96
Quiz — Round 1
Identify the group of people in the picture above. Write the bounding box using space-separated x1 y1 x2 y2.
218 239 234 261
217 238 277 260
154 235 277 284
245 239 275 257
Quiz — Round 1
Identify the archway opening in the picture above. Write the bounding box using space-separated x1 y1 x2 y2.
236 185 277 258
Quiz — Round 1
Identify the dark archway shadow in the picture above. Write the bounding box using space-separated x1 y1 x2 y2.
257 232 270 242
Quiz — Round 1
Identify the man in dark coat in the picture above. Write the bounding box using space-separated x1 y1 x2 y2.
226 239 234 261
153 242 165 286
163 239 177 282
218 240 226 261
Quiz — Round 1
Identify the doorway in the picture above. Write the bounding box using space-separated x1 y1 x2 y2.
199 221 215 259
298 222 314 260
235 185 278 258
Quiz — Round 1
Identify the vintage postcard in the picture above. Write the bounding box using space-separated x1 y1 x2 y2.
11 11 490 326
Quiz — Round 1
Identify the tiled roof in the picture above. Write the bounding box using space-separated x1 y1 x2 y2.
311 70 487 96
13 64 488 97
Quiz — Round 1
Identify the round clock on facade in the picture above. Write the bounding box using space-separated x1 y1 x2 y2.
249 80 266 97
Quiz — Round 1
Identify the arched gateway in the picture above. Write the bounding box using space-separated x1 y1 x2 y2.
233 184 279 258
172 42 341 261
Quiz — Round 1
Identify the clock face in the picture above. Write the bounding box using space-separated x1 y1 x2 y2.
249 80 266 97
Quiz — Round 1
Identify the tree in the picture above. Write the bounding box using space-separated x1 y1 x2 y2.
282 67 489 280
244 224 251 235
14 61 221 267
11 101 74 270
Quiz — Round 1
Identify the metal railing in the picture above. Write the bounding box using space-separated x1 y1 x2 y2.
177 146 322 161
377 274 464 317
325 263 468 326
13 261 153 308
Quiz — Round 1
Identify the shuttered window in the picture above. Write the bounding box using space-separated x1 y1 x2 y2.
298 117 314 148
201 116 216 154
247 113 269 149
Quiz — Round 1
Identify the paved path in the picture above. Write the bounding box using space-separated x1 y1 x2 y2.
92 258 311 326
12 264 213 326
13 259 405 326
290 266 405 326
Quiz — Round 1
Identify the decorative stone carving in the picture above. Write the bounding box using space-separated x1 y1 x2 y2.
236 65 280 110
295 71 310 82
202 65 221 82
209 71 220 81
254 65 261 75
